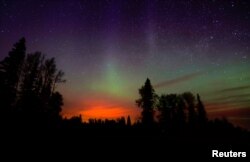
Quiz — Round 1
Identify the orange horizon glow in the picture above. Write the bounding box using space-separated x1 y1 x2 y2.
62 98 140 123
62 98 249 130
63 106 139 123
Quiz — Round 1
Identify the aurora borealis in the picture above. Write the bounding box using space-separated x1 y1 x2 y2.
0 0 250 129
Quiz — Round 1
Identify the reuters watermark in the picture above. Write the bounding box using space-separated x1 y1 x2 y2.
212 150 246 158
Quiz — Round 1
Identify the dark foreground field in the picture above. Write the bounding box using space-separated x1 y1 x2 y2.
2 126 249 162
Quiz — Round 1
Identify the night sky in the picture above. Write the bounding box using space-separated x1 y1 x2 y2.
0 0 250 129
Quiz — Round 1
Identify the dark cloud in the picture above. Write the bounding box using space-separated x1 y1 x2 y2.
208 99 250 107
154 72 202 89
213 93 250 101
219 85 250 93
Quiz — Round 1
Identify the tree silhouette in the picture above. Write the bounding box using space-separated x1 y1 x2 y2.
157 94 174 130
196 94 207 126
127 115 131 127
182 92 196 127
0 38 249 148
157 94 186 132
17 53 65 126
18 52 42 118
117 117 126 126
0 37 26 119
175 95 186 130
0 38 65 128
136 78 157 126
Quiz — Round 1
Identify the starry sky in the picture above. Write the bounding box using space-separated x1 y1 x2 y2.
0 0 250 129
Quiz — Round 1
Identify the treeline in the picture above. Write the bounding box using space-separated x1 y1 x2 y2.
63 76 247 139
0 38 65 128
0 38 248 139
136 78 208 132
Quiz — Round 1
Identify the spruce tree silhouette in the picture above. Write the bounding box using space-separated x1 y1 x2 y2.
196 94 207 126
127 115 131 127
0 37 26 122
136 78 157 127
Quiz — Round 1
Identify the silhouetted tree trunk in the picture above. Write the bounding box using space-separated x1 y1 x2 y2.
174 95 186 131
157 94 173 131
182 92 197 128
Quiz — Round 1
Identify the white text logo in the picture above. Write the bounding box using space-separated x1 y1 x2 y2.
212 150 246 157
